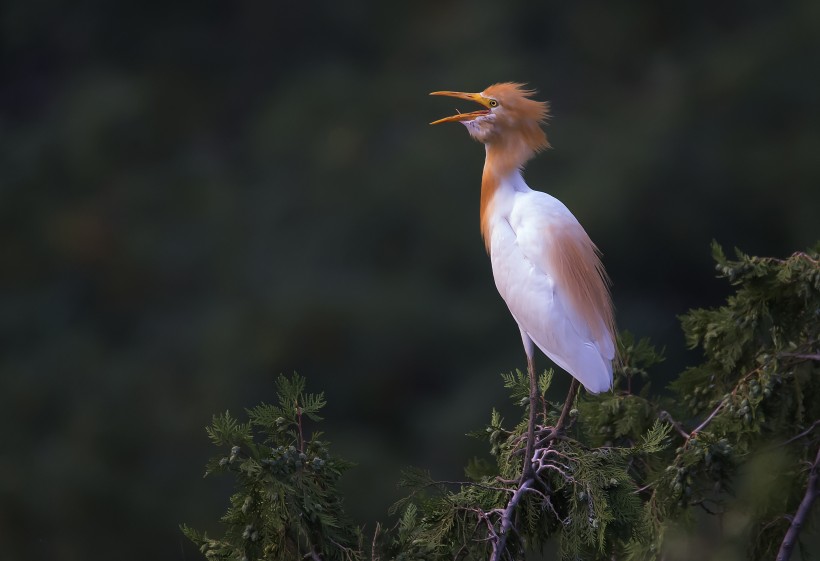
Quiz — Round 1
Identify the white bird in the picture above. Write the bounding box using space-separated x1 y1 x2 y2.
430 83 616 472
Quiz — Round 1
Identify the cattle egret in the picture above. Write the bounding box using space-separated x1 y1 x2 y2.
430 83 616 475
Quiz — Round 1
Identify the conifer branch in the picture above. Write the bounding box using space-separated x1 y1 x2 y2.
296 403 305 453
658 411 690 439
684 360 768 440
689 400 726 437
490 478 533 561
774 420 820 449
782 353 820 361
371 523 381 561
776 445 820 561
691 498 723 516
533 447 577 482
302 549 322 561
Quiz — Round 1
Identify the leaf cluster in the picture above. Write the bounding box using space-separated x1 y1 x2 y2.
182 373 361 561
667 243 820 559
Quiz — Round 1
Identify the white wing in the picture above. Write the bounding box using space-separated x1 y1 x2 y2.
489 190 614 393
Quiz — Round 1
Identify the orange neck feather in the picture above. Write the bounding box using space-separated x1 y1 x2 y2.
475 85 550 250
479 167 499 251
479 139 539 251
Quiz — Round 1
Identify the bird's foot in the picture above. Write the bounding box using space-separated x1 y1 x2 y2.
533 426 564 448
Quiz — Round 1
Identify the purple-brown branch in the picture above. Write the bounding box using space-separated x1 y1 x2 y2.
490 478 533 561
776 445 820 561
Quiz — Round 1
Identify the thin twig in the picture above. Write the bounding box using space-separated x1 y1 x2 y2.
776 445 820 561
302 549 322 561
686 359 772 442
328 537 358 561
773 420 820 449
659 411 690 439
523 486 567 524
398 477 515 508
432 480 517 494
296 401 305 453
691 499 724 516
370 522 381 561
690 399 726 437
781 353 820 361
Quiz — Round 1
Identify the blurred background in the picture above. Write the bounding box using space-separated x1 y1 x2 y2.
1 0 819 559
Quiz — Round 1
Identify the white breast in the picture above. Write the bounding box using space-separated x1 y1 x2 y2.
486 173 613 393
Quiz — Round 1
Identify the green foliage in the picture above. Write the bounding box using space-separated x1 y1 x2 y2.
390 374 673 561
589 244 820 561
580 331 665 449
182 374 361 561
185 245 820 560
668 244 820 560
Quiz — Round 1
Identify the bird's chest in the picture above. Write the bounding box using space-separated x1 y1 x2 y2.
482 178 563 304
487 213 555 312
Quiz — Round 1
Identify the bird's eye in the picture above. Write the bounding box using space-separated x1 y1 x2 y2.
488 99 499 108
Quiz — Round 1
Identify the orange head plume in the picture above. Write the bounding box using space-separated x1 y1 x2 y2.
430 82 550 159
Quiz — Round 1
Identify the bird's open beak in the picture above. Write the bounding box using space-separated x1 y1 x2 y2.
429 91 492 125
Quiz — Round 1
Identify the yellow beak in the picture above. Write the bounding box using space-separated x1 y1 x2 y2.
429 91 492 125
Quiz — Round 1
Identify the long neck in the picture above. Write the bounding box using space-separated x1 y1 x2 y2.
479 141 533 250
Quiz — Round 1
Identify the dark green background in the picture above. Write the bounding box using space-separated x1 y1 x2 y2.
2 1 818 559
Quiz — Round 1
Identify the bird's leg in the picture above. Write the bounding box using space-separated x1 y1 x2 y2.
535 378 580 446
522 355 537 480
555 378 579 432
